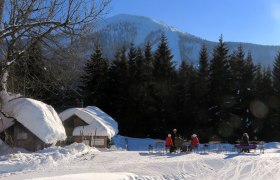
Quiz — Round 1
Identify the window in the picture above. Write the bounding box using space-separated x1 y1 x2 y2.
16 132 28 140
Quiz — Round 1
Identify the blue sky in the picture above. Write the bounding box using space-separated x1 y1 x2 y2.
108 0 280 45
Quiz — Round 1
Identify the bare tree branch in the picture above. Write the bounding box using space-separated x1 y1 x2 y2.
0 0 111 92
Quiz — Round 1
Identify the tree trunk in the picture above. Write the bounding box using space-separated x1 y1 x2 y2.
0 0 4 25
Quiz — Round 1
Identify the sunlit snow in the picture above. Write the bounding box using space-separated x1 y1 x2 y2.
1 135 280 180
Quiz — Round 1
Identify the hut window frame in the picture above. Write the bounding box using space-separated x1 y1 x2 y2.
16 131 28 140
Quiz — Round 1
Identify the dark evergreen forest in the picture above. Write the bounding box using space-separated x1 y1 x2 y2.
10 34 280 143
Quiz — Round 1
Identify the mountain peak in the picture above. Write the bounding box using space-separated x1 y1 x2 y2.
104 14 192 35
94 14 279 66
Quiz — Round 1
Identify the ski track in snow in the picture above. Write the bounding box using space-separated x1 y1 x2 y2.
91 151 280 180
1 142 280 179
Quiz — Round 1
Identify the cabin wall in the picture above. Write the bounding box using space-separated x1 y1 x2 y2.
63 116 88 137
74 136 108 148
3 123 49 152
63 116 109 148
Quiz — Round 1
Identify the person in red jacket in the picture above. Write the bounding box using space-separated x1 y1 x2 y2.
165 134 173 153
191 134 199 151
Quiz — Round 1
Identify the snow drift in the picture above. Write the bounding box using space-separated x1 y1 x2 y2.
2 136 280 180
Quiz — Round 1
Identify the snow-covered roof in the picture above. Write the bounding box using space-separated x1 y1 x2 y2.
0 91 67 144
59 106 118 139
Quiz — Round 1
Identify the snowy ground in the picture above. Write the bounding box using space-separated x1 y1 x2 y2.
1 136 280 180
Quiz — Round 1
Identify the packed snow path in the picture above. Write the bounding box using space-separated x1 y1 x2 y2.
1 145 280 180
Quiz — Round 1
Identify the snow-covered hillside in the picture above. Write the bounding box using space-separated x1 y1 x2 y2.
94 14 280 66
1 135 280 180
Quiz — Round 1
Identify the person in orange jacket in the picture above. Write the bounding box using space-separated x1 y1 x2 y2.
191 134 199 151
165 134 173 153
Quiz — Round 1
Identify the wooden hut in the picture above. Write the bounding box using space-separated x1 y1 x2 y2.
59 106 118 148
0 96 66 152
1 122 50 151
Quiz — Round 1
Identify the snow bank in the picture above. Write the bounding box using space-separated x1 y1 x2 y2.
2 138 280 180
112 135 163 151
264 142 280 149
59 106 118 139
0 143 98 177
0 141 29 156
0 91 66 144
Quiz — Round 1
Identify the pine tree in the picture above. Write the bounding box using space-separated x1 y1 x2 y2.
271 52 280 139
254 67 273 101
208 35 231 139
209 35 230 105
107 46 130 135
10 42 70 109
149 33 176 137
135 47 145 80
198 43 209 79
153 33 175 80
126 43 142 136
127 43 138 109
144 41 154 68
143 41 154 80
196 43 209 107
175 61 196 135
130 47 152 136
228 45 254 140
244 52 255 89
193 43 211 140
13 42 42 96
230 45 245 85
254 67 279 141
139 42 157 137
273 51 280 95
80 44 109 108
229 45 246 108
12 42 56 101
128 42 137 79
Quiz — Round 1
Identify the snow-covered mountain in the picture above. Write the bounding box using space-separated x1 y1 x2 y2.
93 14 280 67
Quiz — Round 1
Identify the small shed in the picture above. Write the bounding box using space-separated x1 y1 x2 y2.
2 122 50 151
59 106 118 148
0 92 66 151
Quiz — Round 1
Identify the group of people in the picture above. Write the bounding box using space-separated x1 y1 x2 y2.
165 129 199 153
165 129 251 154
